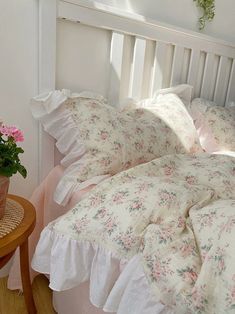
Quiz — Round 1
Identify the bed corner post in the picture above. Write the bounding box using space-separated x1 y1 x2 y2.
38 0 57 182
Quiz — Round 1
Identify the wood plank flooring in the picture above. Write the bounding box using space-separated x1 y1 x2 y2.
0 275 56 314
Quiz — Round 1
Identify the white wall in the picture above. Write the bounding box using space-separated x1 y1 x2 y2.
0 0 39 198
95 0 235 43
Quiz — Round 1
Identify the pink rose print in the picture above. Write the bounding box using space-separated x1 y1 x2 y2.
100 130 108 140
116 227 139 252
99 156 112 167
177 266 198 285
104 217 117 235
226 283 235 310
129 199 144 212
135 141 144 151
112 191 128 204
210 247 227 275
164 165 174 176
185 175 197 185
191 285 208 312
183 271 198 285
147 257 173 282
218 215 235 237
93 207 108 219
158 189 176 206
152 260 163 281
75 216 89 233
177 216 185 228
89 194 105 207
120 233 134 250
180 241 196 258
136 182 154 193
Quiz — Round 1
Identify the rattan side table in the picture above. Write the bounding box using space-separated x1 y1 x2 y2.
0 194 36 314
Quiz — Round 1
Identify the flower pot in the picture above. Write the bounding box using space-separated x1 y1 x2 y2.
0 176 10 219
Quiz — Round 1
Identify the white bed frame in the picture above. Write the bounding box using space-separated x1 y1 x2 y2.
38 0 235 182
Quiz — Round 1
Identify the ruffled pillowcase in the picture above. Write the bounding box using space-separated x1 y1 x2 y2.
31 89 202 206
187 98 235 152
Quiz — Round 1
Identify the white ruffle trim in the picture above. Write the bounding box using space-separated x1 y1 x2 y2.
154 84 193 106
32 227 173 314
31 89 106 167
31 89 109 205
119 84 193 111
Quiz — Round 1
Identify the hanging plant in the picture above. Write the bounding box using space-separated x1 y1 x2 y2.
193 0 215 30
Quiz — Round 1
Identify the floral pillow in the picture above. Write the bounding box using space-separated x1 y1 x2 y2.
188 98 235 152
31 90 202 205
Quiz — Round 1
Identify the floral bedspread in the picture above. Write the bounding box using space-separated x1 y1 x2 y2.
52 153 235 313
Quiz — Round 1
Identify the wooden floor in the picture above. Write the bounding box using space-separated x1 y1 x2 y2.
0 274 56 314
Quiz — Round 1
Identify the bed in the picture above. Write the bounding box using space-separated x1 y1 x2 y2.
8 0 235 313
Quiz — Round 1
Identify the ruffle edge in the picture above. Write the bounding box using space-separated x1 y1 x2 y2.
30 89 107 167
30 89 109 205
31 226 173 314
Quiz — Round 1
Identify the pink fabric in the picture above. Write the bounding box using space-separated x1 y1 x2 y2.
190 107 219 153
53 282 113 314
7 165 95 290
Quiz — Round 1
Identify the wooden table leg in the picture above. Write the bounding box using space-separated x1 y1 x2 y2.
0 250 15 269
20 239 37 314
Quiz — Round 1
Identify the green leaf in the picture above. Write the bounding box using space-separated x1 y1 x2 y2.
194 0 215 30
18 165 27 178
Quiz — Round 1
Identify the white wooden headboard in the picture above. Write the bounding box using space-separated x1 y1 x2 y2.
38 0 235 181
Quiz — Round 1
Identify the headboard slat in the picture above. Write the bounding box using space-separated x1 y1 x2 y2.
108 32 125 106
170 45 185 86
142 40 156 98
226 59 235 104
151 41 168 94
201 53 217 100
119 35 135 101
187 49 200 97
181 48 191 84
214 56 231 105
129 37 146 99
163 44 174 88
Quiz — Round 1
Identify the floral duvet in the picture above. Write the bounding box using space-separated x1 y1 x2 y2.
36 153 235 313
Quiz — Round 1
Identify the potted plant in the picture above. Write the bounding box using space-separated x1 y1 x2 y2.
193 0 215 30
0 124 27 219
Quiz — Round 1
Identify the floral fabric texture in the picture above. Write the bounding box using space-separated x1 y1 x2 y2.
188 98 235 152
31 90 201 205
33 153 235 313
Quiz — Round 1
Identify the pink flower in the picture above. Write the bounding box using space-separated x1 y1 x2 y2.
0 125 24 142
185 175 196 185
100 131 108 140
152 261 163 280
113 192 124 203
180 243 194 257
164 166 174 176
121 234 134 249
231 286 235 299
183 271 197 284
177 216 185 228
218 258 225 273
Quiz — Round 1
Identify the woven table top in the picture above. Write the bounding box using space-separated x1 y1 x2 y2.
0 198 24 238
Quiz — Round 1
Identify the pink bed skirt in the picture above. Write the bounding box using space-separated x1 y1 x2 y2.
7 165 95 290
